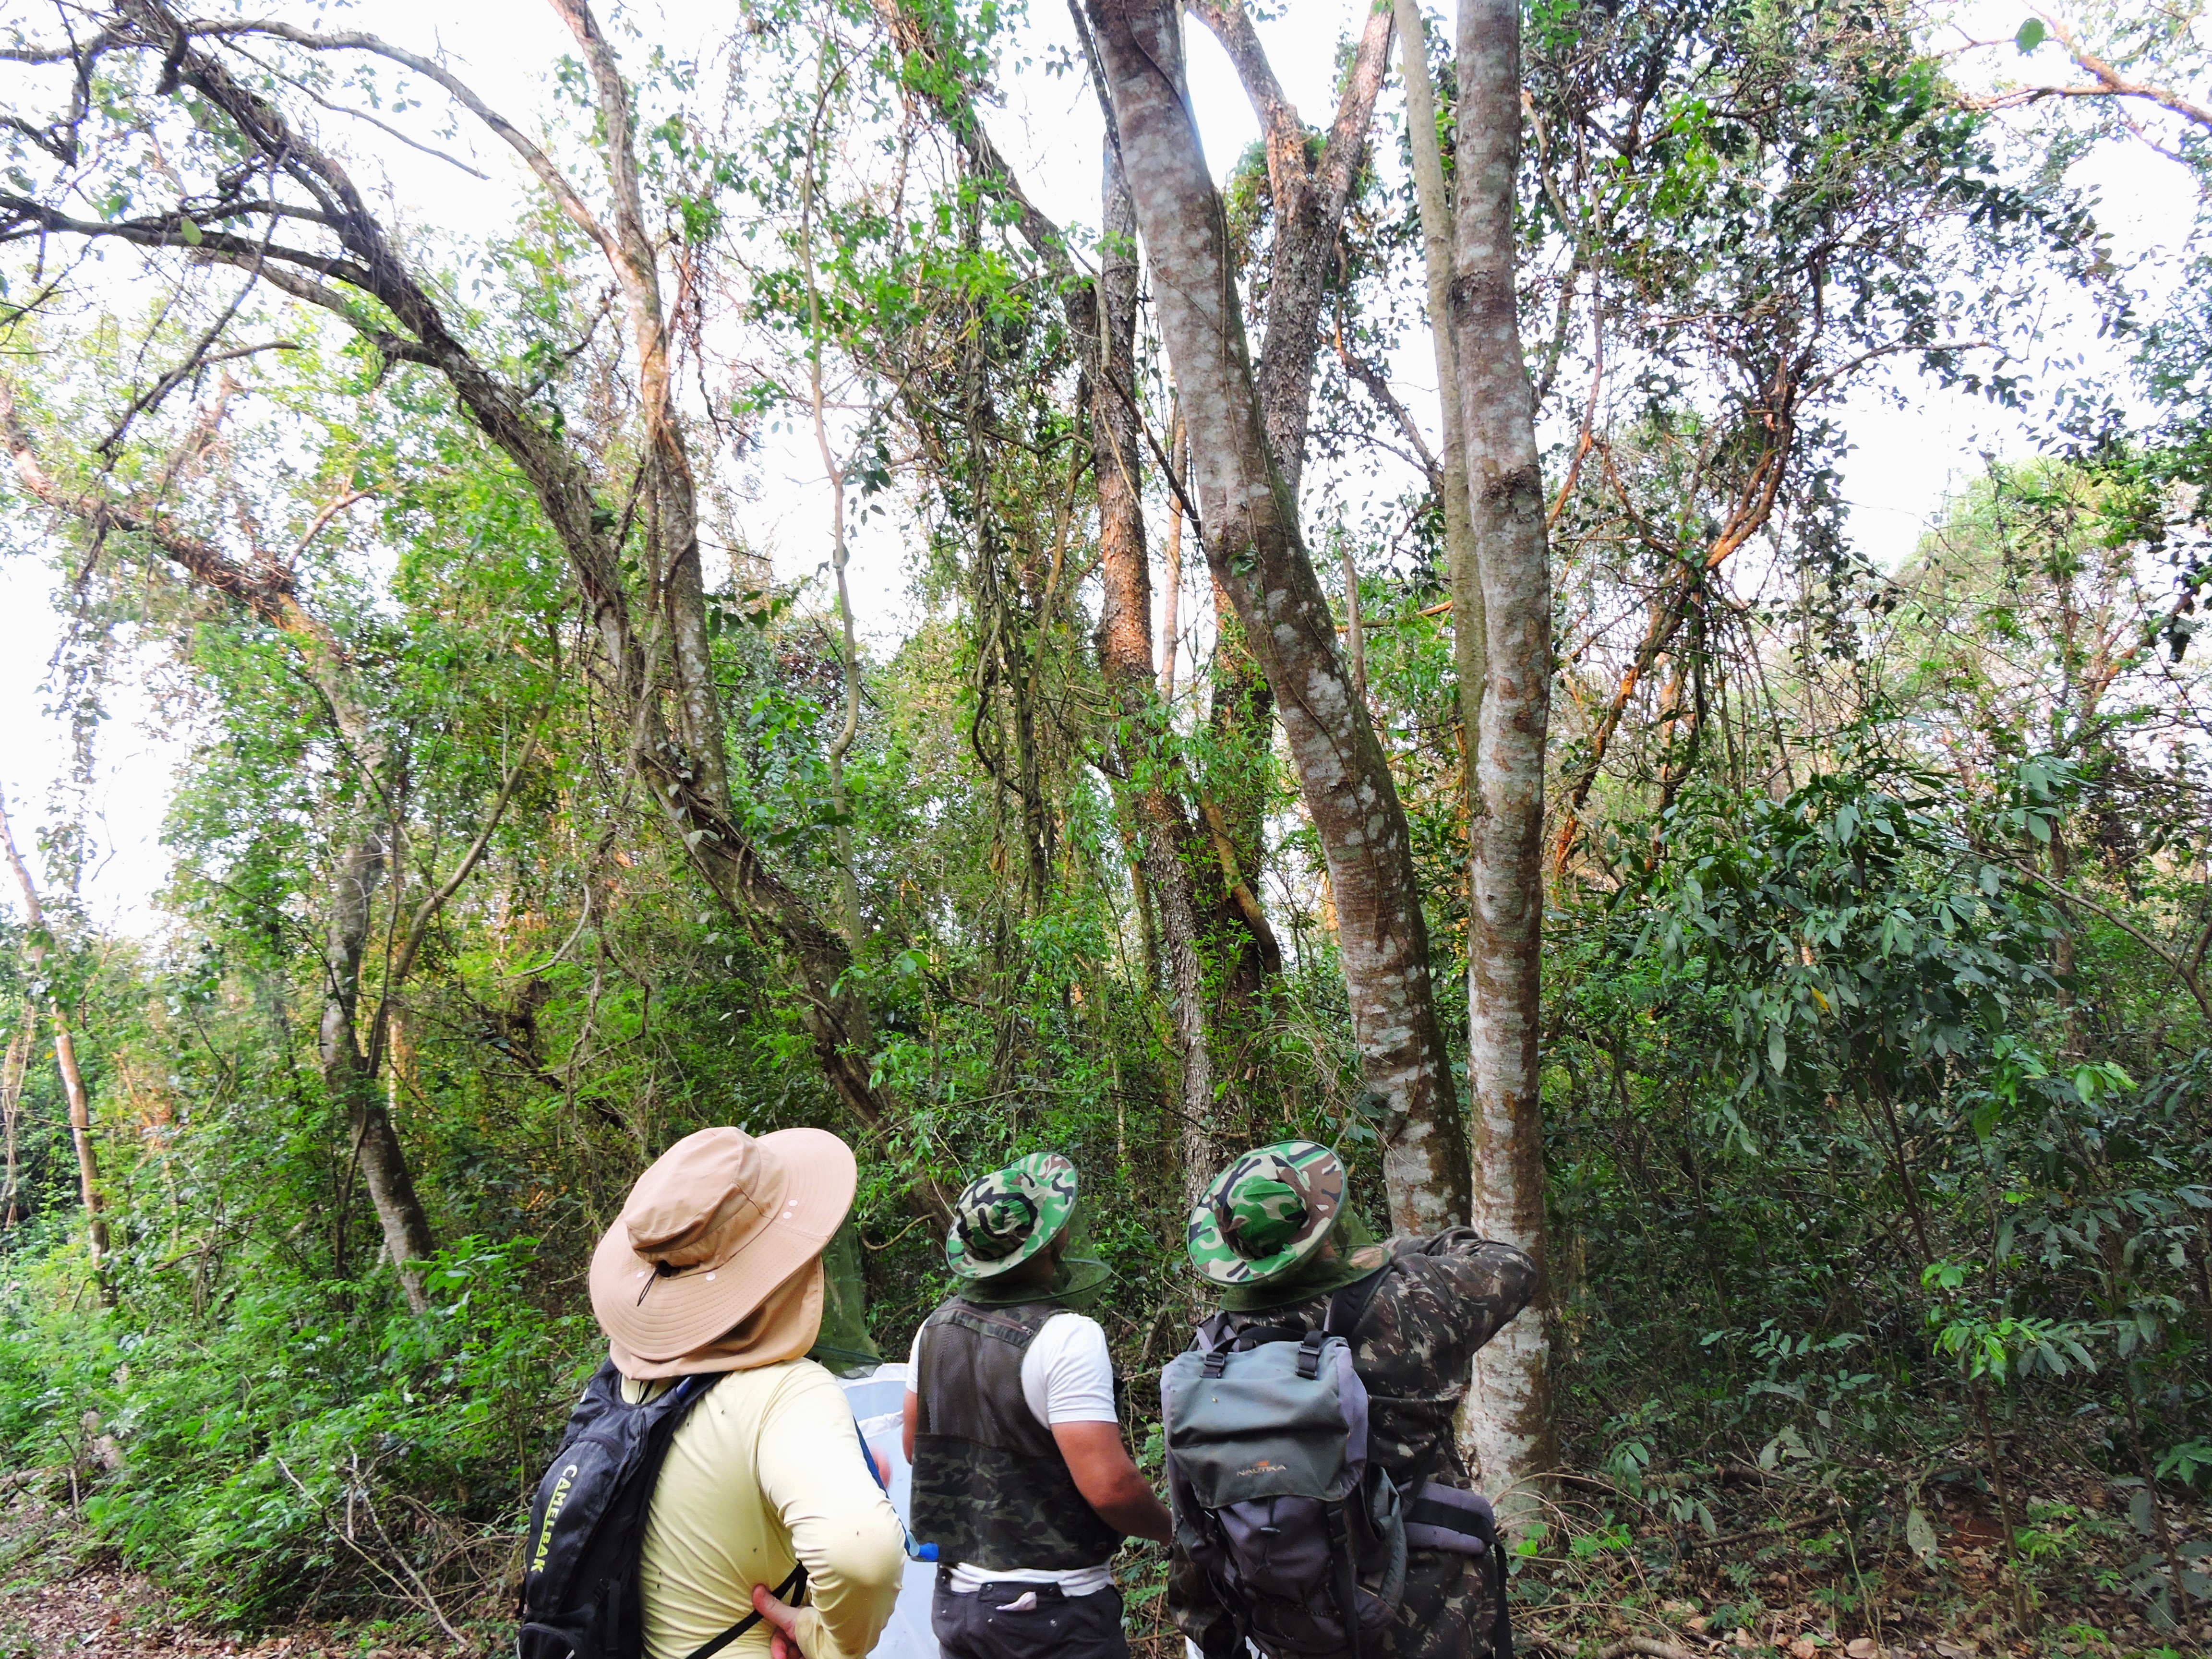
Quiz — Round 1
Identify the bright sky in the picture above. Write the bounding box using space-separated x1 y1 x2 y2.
0 0 2196 934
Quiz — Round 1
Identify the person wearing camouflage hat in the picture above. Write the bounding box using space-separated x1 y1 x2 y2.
902 1153 1171 1659
1170 1141 1541 1659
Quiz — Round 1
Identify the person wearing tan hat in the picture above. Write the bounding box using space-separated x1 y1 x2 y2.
900 1153 1170 1659
588 1125 905 1659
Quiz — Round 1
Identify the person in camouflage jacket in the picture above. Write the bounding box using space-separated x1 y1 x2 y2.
1171 1142 1539 1659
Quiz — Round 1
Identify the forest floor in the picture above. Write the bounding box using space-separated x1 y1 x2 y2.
0 1501 444 1659
0 1472 2203 1659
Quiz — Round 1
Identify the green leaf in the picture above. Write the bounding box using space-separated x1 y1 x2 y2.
178 216 203 246
1906 1503 1939 1567
2016 18 2046 51
2130 1486 2155 1535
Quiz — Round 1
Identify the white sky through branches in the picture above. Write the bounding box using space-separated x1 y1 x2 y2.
0 0 2194 934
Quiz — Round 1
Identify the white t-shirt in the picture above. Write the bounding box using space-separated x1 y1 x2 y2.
906 1310 1119 1594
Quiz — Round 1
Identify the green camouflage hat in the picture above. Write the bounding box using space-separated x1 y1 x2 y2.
945 1152 1079 1280
1186 1140 1345 1286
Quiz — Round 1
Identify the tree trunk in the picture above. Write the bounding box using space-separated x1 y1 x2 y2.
549 0 727 810
1184 0 1394 501
1091 142 1221 1200
1160 410 1187 700
323 832 437 1313
0 1024 26 1227
1087 0 1469 1232
1454 0 1557 1517
51 1021 111 1288
0 787 112 1296
1393 0 1486 848
1182 0 1397 1010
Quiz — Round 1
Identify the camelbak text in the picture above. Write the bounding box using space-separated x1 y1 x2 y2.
529 1463 580 1573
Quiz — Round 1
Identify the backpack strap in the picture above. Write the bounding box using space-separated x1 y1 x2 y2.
1489 1528 1514 1659
1194 1261 1396 1378
1324 1502 1364 1659
1197 1317 1307 1376
1322 1260 1395 1341
681 1560 808 1659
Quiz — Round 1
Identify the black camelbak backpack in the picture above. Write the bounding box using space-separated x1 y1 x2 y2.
517 1358 806 1659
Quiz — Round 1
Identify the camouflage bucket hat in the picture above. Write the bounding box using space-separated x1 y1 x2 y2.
1186 1140 1345 1287
945 1151 1079 1280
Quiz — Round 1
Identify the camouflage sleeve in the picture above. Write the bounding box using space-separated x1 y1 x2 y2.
1390 1227 1539 1373
1166 1450 1244 1658
1167 1533 1244 1659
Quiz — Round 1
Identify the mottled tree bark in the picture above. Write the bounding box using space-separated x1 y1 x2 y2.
1453 0 1557 1518
1184 0 1394 499
1183 0 1397 1001
1393 0 1486 807
323 833 439 1311
1087 0 1470 1232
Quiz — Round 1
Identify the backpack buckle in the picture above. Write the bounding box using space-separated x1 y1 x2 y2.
1296 1329 1327 1380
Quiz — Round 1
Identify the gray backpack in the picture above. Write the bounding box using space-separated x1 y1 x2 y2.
1162 1271 1510 1659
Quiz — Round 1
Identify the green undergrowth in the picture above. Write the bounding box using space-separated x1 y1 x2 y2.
0 1235 594 1631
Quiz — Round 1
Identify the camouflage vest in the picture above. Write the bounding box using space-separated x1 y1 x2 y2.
910 1298 1122 1571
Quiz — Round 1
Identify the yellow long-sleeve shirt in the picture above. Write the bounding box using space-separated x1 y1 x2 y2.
624 1359 906 1659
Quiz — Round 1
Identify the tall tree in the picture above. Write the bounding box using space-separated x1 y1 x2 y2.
1179 1 1396 1011
1084 0 1471 1230
0 0 949 1217
1453 0 1558 1508
1089 144 1223 1193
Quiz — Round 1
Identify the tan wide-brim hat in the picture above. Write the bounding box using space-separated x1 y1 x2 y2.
589 1125 856 1365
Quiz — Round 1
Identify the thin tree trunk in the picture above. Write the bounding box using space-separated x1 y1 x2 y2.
323 831 437 1312
1 1024 27 1227
800 152 869 950
2120 1370 2197 1623
1090 141 1220 1200
1184 0 1395 500
1087 0 1469 1231
2048 820 2083 1057
1204 588 1279 1006
1454 0 1557 1516
0 787 112 1296
1111 779 1163 991
1394 0 1486 816
1160 410 1186 701
1972 1381 2035 1634
548 0 727 810
1342 536 1367 704
1400 0 1508 1479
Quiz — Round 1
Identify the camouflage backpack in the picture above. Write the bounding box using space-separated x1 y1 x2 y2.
1162 1268 1511 1659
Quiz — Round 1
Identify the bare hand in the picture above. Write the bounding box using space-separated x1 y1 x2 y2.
751 1581 803 1659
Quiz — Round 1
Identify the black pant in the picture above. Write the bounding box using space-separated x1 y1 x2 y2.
931 1571 1128 1659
